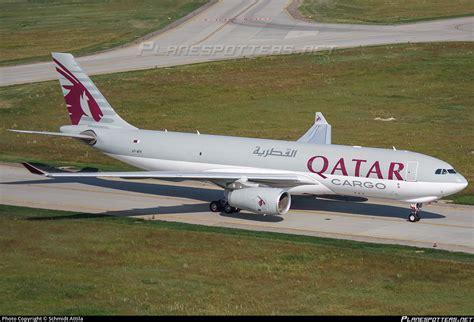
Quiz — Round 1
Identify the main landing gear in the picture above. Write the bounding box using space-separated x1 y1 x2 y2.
408 203 423 222
209 199 240 214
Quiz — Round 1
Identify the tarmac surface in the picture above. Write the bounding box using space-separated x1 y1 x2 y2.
1 163 472 253
1 0 473 86
1 1 472 253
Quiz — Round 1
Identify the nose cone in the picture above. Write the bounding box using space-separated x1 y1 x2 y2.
442 174 468 196
456 174 468 191
450 174 468 195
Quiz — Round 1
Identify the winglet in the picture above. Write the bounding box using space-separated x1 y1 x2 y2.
22 163 49 176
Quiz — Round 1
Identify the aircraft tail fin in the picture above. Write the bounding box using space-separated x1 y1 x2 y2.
52 52 136 129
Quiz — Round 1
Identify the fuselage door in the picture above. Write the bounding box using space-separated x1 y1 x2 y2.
406 161 419 182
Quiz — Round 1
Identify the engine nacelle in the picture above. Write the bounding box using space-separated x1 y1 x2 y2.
227 188 291 216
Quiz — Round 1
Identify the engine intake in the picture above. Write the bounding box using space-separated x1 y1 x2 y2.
227 187 291 216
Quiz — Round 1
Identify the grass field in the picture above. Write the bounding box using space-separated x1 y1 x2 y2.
0 0 207 66
299 0 474 24
0 204 473 315
1 42 473 202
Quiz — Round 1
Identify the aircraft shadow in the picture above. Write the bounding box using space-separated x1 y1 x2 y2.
218 211 284 223
8 177 444 221
101 204 284 223
292 196 444 220
6 177 222 202
26 203 211 221
26 203 284 223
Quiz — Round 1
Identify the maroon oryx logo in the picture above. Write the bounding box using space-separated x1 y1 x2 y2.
54 58 103 125
257 196 266 207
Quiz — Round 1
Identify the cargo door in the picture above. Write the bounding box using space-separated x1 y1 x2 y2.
406 161 419 182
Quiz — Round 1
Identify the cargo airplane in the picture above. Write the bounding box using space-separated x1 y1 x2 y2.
13 53 468 222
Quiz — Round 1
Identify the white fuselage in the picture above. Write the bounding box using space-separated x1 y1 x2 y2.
84 127 468 203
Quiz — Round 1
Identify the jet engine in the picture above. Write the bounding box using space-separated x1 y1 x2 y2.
227 187 291 216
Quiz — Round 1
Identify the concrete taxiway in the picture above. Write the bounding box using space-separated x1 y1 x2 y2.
1 1 472 253
1 0 473 86
1 163 472 253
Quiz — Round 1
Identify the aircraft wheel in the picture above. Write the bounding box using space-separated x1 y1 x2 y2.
408 213 420 223
209 201 221 212
223 203 234 214
408 203 422 222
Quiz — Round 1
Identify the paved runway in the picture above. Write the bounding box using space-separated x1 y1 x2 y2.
1 163 472 253
1 0 472 86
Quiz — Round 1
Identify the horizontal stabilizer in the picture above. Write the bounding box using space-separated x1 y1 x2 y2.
9 129 95 141
297 112 331 145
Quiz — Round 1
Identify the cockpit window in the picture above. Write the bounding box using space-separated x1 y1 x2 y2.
435 168 456 175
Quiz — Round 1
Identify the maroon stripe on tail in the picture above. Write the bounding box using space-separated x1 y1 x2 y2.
52 56 103 125
53 58 81 84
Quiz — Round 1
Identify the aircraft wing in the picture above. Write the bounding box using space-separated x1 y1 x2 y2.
297 112 331 145
22 163 317 187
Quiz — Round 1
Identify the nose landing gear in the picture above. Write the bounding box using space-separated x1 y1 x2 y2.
408 203 423 222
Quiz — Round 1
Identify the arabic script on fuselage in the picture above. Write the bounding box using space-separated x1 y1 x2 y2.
253 146 298 158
